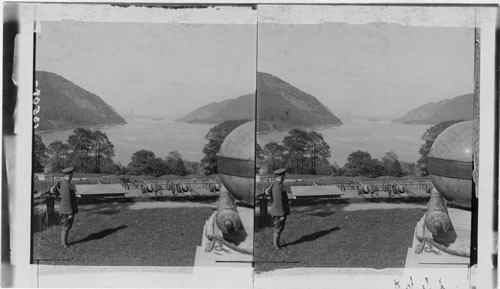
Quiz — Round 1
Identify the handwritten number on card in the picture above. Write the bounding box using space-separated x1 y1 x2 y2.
33 80 40 129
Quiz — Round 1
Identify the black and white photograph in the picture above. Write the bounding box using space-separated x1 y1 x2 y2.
31 8 256 267
254 5 479 277
1 2 497 289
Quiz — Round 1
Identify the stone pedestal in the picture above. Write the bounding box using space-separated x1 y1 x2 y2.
405 208 470 268
194 205 253 267
45 195 58 226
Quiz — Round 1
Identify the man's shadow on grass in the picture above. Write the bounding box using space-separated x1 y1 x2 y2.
282 226 340 248
72 225 128 245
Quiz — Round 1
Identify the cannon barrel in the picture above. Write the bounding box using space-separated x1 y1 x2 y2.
425 188 451 235
216 190 242 234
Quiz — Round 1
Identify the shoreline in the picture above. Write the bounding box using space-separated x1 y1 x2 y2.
36 119 210 164
257 122 342 135
37 121 127 135
257 119 427 166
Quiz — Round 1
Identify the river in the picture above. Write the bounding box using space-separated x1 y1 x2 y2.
39 117 430 166
38 117 214 165
258 118 430 166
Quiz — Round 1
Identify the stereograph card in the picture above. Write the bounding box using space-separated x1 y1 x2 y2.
1 2 497 289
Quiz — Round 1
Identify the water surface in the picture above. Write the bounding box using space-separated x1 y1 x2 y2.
39 117 213 165
40 117 430 166
258 118 430 166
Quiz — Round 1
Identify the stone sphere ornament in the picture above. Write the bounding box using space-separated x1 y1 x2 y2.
217 121 255 206
427 120 473 208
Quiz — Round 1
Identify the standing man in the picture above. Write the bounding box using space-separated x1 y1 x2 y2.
50 167 78 248
270 168 290 250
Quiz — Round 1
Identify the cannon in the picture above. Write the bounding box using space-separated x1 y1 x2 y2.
202 121 254 256
214 121 254 234
413 120 473 259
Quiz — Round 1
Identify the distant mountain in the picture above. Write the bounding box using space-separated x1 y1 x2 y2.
394 93 473 125
177 96 253 123
204 119 251 140
36 71 126 131
178 72 342 131
256 72 342 131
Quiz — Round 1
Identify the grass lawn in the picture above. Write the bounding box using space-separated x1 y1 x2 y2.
33 207 213 266
254 207 424 273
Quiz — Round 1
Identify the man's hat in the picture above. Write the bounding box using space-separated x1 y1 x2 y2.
61 167 74 174
273 168 287 175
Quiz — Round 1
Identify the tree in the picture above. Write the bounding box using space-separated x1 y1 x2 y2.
315 158 336 175
201 119 250 175
33 134 48 173
343 150 385 178
91 130 115 173
400 161 417 176
256 143 266 173
283 129 309 173
165 150 187 176
184 160 201 175
67 128 94 172
47 141 71 172
262 141 287 172
260 130 333 175
329 161 344 176
201 139 222 175
99 158 121 174
256 143 265 162
111 162 128 175
127 150 169 177
381 151 404 177
306 131 331 174
417 120 463 175
67 128 115 173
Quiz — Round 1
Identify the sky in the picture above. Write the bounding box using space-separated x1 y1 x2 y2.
258 22 474 117
36 21 257 116
37 19 474 118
